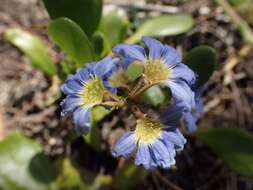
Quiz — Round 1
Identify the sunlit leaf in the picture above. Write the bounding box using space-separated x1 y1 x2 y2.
99 6 130 47
183 46 217 86
197 128 253 178
43 0 102 36
91 106 111 123
48 18 94 67
0 133 57 190
4 28 56 76
127 14 193 44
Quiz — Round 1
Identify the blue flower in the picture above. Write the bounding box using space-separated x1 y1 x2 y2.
182 87 204 133
112 104 186 170
113 37 196 110
60 56 119 135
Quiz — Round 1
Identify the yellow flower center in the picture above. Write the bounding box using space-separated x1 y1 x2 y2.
135 117 163 143
109 69 129 88
144 60 170 84
79 76 105 108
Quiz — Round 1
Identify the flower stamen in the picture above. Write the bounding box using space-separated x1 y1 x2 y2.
135 117 163 143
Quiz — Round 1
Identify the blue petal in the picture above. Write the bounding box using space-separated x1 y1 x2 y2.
60 78 83 95
183 111 197 134
196 97 204 114
171 64 196 86
113 44 145 62
162 128 186 151
158 136 176 159
93 56 118 77
122 57 134 70
73 107 91 135
161 45 181 65
85 62 96 73
76 67 91 82
60 95 82 116
160 104 183 127
168 81 195 111
142 37 164 60
195 89 204 114
112 132 136 158
103 81 117 94
150 140 174 169
135 143 155 170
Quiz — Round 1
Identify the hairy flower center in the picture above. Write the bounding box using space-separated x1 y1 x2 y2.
109 69 129 88
79 76 105 107
135 118 163 143
144 60 170 84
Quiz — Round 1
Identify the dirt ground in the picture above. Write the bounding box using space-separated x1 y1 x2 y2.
0 0 253 189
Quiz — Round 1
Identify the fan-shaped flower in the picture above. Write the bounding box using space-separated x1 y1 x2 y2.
113 37 196 110
112 104 186 170
60 56 123 135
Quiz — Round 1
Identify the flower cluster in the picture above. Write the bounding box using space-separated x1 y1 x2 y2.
60 37 203 170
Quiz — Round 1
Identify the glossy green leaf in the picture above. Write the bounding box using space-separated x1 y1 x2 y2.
141 85 166 107
91 32 111 59
43 0 102 37
126 62 144 81
48 18 94 67
99 7 130 47
4 28 56 76
0 133 56 190
112 160 148 190
127 14 193 44
183 46 217 86
197 128 253 178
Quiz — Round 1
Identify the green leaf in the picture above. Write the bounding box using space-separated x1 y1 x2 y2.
43 0 102 37
83 106 111 151
0 133 56 190
127 14 193 44
197 128 253 178
99 7 130 47
141 85 166 107
238 22 253 44
126 61 144 81
57 158 86 190
57 158 111 190
83 122 101 152
4 28 56 76
227 0 247 6
91 32 111 59
112 160 148 190
183 46 217 86
91 106 111 122
48 18 94 67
